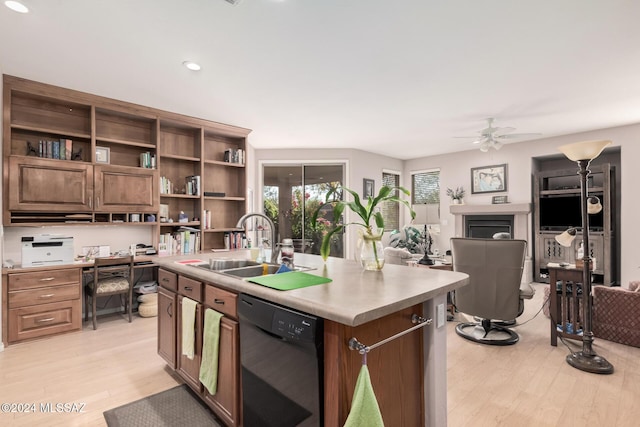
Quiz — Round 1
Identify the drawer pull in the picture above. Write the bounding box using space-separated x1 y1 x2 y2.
162 277 169 283
184 286 193 291
36 317 55 323
38 294 55 299
214 299 225 305
39 277 55 282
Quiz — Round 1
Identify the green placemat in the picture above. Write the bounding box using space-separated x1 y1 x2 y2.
246 271 332 290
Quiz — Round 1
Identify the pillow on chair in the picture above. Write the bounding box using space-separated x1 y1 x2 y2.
383 247 413 265
88 276 130 293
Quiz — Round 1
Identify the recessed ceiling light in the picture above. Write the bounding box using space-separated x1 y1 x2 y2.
183 61 201 71
5 1 29 13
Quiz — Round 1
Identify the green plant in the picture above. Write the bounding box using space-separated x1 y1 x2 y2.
311 184 415 265
389 226 424 254
446 186 465 200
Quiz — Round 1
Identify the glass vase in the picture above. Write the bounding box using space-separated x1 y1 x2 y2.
358 229 385 271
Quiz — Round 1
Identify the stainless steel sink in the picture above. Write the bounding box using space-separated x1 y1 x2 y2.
192 259 260 271
219 263 315 278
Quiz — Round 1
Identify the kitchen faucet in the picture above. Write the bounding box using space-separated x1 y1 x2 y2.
236 212 279 264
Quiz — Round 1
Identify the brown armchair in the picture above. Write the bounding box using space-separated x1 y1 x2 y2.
84 255 135 330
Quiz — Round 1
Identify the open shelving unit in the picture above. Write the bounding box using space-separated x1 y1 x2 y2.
3 75 251 252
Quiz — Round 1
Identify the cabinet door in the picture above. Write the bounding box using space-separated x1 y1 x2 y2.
177 295 203 392
158 287 177 369
94 164 159 212
203 317 239 427
8 156 93 211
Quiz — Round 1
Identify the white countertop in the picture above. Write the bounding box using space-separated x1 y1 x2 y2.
154 251 469 327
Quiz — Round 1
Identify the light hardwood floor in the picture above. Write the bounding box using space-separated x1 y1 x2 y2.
0 283 638 427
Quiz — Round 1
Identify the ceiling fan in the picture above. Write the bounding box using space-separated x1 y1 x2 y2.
456 118 542 152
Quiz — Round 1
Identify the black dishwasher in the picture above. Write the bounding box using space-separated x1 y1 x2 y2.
238 293 323 427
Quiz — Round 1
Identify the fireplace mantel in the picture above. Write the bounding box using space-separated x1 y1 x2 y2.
450 203 531 216
450 202 533 283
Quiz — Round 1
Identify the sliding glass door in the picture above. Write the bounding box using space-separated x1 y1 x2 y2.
263 163 345 257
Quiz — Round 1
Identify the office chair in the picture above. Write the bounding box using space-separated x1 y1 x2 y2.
84 255 135 330
450 238 529 345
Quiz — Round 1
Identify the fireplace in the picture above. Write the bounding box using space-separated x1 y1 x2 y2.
465 215 514 239
450 203 532 283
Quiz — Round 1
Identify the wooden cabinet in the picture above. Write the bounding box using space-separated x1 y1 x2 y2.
157 270 240 427
157 285 177 369
158 121 249 253
203 316 239 427
3 75 159 226
324 304 425 426
533 163 616 285
94 164 158 213
3 75 250 251
177 294 203 392
4 267 82 344
8 155 93 213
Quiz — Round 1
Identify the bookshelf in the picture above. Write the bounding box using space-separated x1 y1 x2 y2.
3 75 251 252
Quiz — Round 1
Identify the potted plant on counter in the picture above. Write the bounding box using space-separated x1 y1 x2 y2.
312 184 415 271
446 186 465 204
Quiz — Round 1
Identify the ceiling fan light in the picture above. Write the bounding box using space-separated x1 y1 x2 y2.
480 142 490 153
493 140 503 150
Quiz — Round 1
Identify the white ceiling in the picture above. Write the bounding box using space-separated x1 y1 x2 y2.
2 0 639 160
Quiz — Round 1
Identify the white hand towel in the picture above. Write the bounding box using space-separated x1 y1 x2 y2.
181 297 197 360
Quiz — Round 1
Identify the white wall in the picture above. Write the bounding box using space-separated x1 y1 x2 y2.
406 123 640 287
251 148 405 260
3 226 155 265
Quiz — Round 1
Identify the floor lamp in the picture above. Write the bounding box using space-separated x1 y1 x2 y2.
555 139 614 374
413 204 439 266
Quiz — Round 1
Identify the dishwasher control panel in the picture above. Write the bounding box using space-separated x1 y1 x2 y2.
272 310 317 343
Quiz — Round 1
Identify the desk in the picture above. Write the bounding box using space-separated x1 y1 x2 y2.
548 266 584 346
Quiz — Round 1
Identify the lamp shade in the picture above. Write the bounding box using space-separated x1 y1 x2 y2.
413 203 440 225
587 196 603 214
557 140 612 161
555 228 577 247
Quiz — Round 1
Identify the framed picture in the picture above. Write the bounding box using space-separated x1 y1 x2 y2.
95 146 110 164
471 163 507 194
363 178 375 198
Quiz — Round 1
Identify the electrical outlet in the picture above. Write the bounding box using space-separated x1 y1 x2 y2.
436 303 445 328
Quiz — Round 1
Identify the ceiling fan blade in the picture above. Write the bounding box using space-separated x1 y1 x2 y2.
495 132 542 140
493 126 516 136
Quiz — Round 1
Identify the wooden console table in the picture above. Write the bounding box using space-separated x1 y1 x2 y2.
548 266 585 346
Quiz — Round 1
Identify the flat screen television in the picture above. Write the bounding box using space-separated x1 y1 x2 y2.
539 195 604 231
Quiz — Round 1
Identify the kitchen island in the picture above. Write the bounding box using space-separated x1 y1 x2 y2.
155 251 468 427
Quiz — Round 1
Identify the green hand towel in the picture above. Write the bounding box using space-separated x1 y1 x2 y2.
181 297 197 360
199 308 224 395
343 365 384 427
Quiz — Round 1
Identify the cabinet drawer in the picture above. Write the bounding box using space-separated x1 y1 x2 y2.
204 285 237 318
8 299 81 343
9 283 80 308
8 268 80 291
158 268 178 292
179 276 202 302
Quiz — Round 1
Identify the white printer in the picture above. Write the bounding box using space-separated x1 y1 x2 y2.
21 235 74 268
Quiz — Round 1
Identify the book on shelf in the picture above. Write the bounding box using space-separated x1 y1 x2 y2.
139 151 156 169
223 148 244 165
223 231 247 250
186 175 200 196
202 209 212 229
